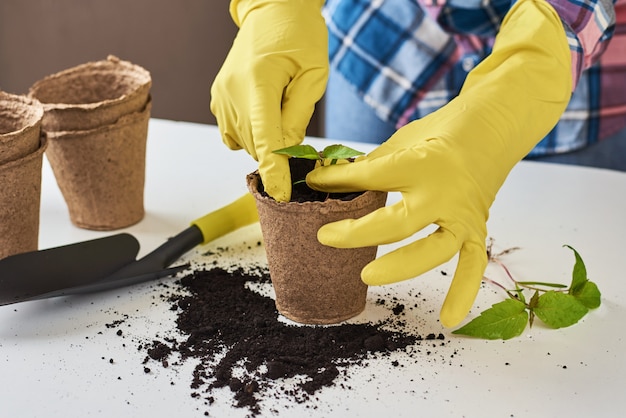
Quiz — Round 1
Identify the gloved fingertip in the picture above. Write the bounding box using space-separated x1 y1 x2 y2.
361 275 380 287
360 263 385 286
317 223 356 248
439 307 466 329
224 138 242 151
221 131 243 151
258 157 292 202
265 183 291 203
304 170 322 188
316 224 338 246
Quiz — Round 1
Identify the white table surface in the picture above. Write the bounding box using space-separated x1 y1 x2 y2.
2 118 625 418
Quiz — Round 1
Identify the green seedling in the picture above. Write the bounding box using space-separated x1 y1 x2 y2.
273 144 364 166
273 144 364 188
453 240 601 340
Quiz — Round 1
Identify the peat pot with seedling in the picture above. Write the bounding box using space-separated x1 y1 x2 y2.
247 144 387 325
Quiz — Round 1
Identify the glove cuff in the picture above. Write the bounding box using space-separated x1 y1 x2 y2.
456 0 572 171
230 0 325 27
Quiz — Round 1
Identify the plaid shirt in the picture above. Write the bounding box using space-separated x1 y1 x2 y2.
324 0 625 155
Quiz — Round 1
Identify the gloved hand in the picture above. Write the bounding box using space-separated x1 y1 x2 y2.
210 0 328 202
306 0 572 327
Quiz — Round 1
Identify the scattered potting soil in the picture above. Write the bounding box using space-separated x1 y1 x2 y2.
137 265 424 416
97 241 463 416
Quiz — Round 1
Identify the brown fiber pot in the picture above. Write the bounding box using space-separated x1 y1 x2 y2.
28 55 151 132
0 91 44 165
44 100 151 231
247 167 387 325
0 136 48 259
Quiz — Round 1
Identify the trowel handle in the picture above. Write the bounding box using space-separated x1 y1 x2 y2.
104 193 260 283
191 193 259 245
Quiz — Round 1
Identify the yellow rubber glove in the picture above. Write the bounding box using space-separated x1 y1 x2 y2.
306 0 572 328
210 0 328 202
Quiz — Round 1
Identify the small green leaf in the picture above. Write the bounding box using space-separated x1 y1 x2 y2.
573 280 601 309
564 245 587 294
321 144 364 160
273 144 321 160
534 291 588 329
452 299 528 340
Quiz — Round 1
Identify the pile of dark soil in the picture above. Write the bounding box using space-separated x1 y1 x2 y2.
138 265 431 416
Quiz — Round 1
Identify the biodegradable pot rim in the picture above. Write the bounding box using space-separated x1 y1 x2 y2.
44 98 152 138
0 134 48 171
0 92 44 138
245 171 386 214
28 55 151 110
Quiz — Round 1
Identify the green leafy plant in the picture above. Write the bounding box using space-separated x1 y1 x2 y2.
453 241 601 340
273 144 364 166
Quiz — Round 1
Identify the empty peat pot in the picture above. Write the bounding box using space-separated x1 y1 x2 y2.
29 56 152 231
28 55 151 132
0 91 47 258
44 101 151 230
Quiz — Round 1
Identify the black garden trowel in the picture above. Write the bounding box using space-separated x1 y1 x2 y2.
0 193 258 306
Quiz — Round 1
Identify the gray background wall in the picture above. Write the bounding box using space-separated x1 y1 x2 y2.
0 0 323 135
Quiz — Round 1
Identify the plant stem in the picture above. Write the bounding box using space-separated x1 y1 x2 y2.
482 275 519 300
486 245 568 299
491 258 517 286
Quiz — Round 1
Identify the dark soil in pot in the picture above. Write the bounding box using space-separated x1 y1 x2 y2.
259 158 364 203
